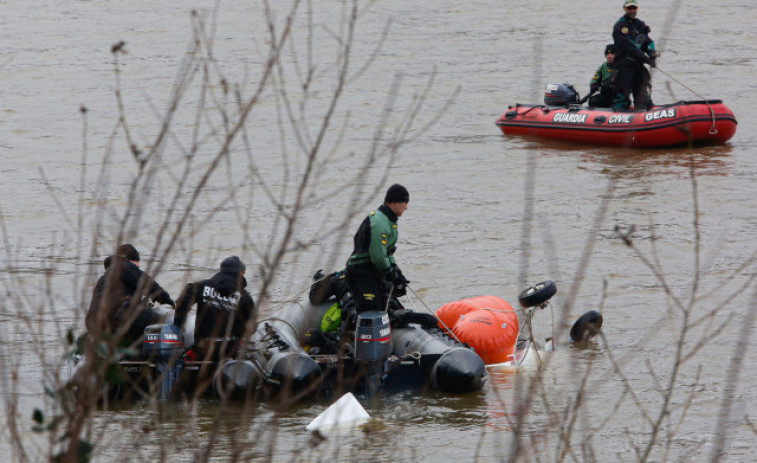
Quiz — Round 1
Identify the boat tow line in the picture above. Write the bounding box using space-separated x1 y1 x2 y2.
406 285 465 345
656 66 718 135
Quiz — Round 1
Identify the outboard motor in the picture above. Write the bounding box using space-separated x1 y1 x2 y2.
142 324 185 400
354 311 392 396
544 83 579 106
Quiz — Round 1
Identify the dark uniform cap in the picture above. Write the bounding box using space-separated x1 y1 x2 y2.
220 256 246 274
117 244 140 262
605 44 617 55
384 184 410 203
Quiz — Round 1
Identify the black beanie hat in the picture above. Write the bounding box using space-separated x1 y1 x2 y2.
384 184 409 203
220 256 246 274
117 244 140 262
605 44 617 55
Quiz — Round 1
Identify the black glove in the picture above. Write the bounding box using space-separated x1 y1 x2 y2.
312 268 325 281
383 265 409 296
643 25 651 33
388 308 412 327
394 282 408 297
403 312 438 329
391 264 409 286
589 83 600 94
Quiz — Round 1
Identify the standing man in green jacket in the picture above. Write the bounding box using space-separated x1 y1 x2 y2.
345 184 410 315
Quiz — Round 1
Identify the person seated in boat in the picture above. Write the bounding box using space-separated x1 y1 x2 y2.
307 296 437 355
173 256 256 361
345 184 410 317
303 268 350 354
309 268 350 305
305 269 438 356
86 244 175 345
611 0 659 110
587 44 618 108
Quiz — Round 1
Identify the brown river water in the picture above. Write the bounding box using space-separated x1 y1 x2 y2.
1 0 756 461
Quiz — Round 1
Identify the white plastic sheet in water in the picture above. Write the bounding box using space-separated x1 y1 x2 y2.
305 393 370 435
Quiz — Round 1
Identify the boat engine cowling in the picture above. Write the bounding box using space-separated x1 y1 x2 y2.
142 323 185 361
142 323 186 400
544 83 579 106
354 311 392 363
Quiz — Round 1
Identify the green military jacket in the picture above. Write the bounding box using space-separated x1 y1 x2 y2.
346 204 397 273
591 61 615 88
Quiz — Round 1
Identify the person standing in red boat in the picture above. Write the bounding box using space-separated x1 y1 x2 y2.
588 44 618 108
612 0 658 110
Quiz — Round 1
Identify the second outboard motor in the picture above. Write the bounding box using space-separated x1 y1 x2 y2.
143 324 185 400
354 311 392 396
544 83 579 106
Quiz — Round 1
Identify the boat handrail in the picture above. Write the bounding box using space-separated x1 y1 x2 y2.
675 99 723 106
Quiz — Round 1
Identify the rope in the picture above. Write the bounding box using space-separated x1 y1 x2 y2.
405 285 464 345
514 104 546 116
655 66 718 134
507 301 555 367
260 278 316 314
550 303 556 349
511 308 534 365
384 284 396 311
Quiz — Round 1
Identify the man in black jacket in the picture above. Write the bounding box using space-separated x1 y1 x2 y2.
173 256 256 361
612 0 658 109
86 244 175 343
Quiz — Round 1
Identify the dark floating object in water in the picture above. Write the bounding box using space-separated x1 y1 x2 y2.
570 310 603 343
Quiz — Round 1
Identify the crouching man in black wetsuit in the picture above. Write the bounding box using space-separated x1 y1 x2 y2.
86 244 175 345
305 265 437 355
303 269 351 354
173 256 256 362
309 268 350 306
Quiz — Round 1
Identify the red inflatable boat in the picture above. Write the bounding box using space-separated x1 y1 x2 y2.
496 99 738 148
